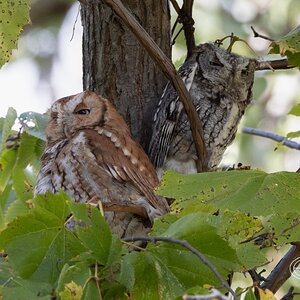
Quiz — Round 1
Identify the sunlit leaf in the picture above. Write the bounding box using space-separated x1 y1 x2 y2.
0 193 86 284
19 112 48 141
286 130 300 139
0 0 30 66
257 287 276 300
288 103 300 116
59 281 83 300
0 107 17 152
15 132 40 169
0 149 17 191
0 184 12 230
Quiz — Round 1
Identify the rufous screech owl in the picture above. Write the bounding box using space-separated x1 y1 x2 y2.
34 91 170 237
148 43 257 175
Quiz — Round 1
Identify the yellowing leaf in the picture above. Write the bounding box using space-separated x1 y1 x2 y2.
59 281 83 300
269 25 300 66
257 287 277 300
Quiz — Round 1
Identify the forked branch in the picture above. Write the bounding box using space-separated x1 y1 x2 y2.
170 0 196 58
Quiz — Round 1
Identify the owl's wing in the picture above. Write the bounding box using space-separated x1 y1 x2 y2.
75 129 169 216
148 58 198 168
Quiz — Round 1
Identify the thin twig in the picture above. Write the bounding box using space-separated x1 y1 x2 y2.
261 243 300 293
170 0 180 37
183 288 230 300
94 0 208 171
242 127 300 150
122 236 237 300
251 26 274 42
172 26 184 46
170 0 196 56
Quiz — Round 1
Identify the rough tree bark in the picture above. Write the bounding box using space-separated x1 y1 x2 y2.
80 0 171 149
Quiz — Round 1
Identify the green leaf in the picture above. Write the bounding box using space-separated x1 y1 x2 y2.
57 262 91 293
19 112 48 141
0 282 52 300
157 170 300 247
0 0 30 66
0 193 86 284
9 132 41 200
120 251 184 300
269 25 300 66
157 170 300 216
245 288 256 300
286 130 300 139
153 213 241 271
15 132 40 169
0 183 13 229
0 107 17 152
0 149 17 191
81 280 102 300
69 202 122 267
4 198 30 225
12 168 33 201
119 212 250 299
288 103 300 116
0 258 52 299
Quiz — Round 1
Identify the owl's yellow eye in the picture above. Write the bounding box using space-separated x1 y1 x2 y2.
75 109 90 115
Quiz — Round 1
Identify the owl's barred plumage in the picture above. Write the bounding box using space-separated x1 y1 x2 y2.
149 43 256 174
35 91 169 237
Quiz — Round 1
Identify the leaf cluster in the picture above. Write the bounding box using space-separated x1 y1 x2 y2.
0 109 299 300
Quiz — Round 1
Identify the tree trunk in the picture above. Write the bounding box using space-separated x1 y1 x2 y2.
80 0 171 149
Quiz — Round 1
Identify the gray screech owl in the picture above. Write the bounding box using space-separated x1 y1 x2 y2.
149 43 256 175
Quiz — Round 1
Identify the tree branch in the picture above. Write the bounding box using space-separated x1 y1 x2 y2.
81 0 208 171
122 236 237 300
242 127 300 150
261 243 300 293
170 0 196 58
182 0 196 58
256 59 294 71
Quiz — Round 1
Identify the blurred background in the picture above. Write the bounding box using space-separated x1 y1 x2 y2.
1 0 300 172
